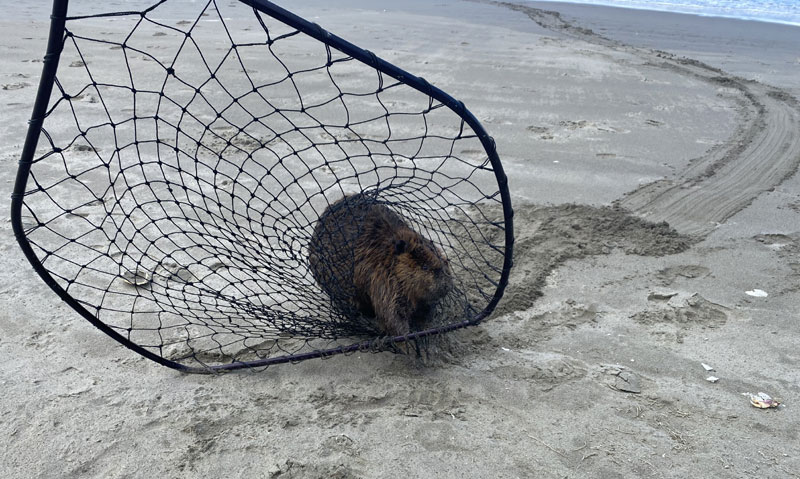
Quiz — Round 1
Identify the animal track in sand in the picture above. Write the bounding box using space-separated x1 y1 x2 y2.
526 125 549 134
594 364 643 394
307 379 467 428
69 143 94 152
458 148 484 157
23 330 56 349
558 119 622 133
2 82 30 90
526 124 554 140
753 233 798 253
526 302 599 339
656 265 711 285
268 459 359 479
484 301 601 353
413 422 469 453
491 357 587 391
752 233 800 294
526 120 625 141
632 293 728 328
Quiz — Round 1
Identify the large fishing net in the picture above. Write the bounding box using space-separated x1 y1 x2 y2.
12 0 513 372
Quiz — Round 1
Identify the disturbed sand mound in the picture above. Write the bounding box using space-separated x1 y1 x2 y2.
491 203 692 316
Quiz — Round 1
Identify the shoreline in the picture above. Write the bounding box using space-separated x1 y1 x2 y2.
523 0 800 94
527 0 800 28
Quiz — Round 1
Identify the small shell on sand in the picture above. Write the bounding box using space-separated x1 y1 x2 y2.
120 270 152 287
745 289 768 297
746 392 780 409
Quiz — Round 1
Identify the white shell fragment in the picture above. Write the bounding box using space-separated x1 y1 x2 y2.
745 289 768 297
120 270 152 287
702 363 714 371
706 376 719 383
745 392 781 409
647 291 678 301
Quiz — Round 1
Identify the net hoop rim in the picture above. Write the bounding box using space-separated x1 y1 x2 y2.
11 0 515 372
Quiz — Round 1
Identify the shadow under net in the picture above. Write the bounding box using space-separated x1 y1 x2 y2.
12 0 513 372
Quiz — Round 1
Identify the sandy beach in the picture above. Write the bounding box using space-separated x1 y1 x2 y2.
1 0 799 477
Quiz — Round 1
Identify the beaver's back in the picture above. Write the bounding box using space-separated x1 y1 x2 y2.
308 195 400 315
308 194 402 269
308 193 452 335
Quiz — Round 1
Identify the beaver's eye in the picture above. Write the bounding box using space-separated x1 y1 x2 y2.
421 264 430 271
393 239 407 255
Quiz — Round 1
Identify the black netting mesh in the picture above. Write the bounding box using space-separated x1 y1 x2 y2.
13 0 512 372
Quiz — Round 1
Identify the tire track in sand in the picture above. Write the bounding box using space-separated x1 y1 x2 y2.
496 2 800 237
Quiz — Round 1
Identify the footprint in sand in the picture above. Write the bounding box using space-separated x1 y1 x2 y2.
526 125 553 140
656 265 710 285
69 60 85 68
561 119 625 133
526 125 548 133
753 233 796 251
636 293 730 343
492 357 587 392
559 119 590 130
72 93 98 103
2 82 30 91
595 364 642 394
633 293 728 328
458 149 484 157
69 144 94 152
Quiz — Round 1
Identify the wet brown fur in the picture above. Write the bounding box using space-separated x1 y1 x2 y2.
308 194 453 336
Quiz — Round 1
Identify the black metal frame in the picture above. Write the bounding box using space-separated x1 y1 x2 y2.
11 0 514 373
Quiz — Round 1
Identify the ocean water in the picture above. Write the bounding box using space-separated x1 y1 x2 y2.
536 0 800 26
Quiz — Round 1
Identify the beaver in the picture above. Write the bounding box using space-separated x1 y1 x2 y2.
308 193 453 336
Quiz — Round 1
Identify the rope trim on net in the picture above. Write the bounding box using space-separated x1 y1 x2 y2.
12 0 514 373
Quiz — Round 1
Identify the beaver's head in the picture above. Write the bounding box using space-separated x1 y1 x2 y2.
391 228 453 304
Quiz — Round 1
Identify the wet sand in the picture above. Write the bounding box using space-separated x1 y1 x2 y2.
1 0 799 477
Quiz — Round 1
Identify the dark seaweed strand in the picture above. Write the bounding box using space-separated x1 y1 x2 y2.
12 0 514 373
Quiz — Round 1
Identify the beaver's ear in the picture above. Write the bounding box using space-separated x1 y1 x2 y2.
393 239 407 255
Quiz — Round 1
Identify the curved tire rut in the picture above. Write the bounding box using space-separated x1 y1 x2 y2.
495 1 800 237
